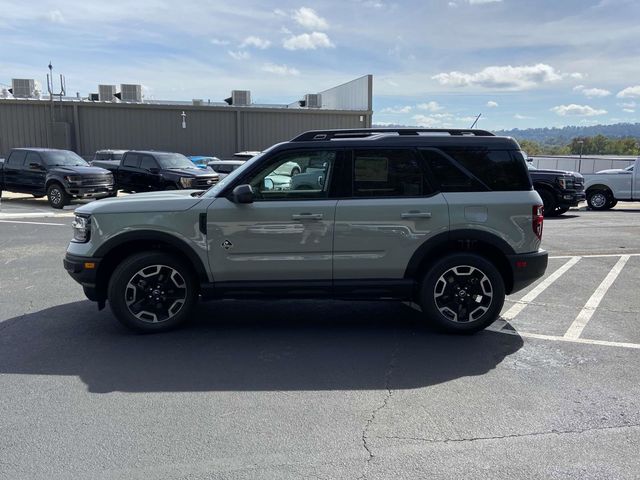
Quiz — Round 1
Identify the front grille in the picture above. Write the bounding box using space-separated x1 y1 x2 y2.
81 174 114 187
193 176 219 188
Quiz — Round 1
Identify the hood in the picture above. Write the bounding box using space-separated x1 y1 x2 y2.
50 165 112 175
595 168 626 174
531 168 583 179
164 167 217 177
75 190 206 215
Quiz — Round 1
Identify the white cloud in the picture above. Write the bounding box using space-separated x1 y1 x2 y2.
617 86 640 98
293 7 329 30
573 85 611 98
210 38 230 46
468 0 502 3
283 32 334 50
262 63 300 76
412 114 442 127
380 105 412 114
240 36 271 49
227 50 250 60
514 114 534 120
621 101 637 108
48 10 65 23
416 101 444 112
486 100 499 108
432 64 575 90
623 108 635 113
550 104 607 116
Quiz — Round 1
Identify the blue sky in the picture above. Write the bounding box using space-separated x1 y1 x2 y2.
1 0 639 130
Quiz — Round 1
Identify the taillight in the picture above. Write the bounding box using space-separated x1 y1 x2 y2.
532 204 544 240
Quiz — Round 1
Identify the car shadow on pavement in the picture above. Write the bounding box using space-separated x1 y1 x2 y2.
0 300 523 394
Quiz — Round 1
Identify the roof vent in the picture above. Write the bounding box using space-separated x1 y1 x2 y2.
11 79 36 98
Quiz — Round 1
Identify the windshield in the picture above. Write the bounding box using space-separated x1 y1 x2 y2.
203 148 275 198
526 163 537 170
42 151 89 167
156 153 197 169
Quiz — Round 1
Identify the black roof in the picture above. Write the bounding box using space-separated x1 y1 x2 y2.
126 150 184 155
12 147 73 152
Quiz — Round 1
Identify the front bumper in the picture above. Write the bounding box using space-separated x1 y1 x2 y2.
506 249 548 294
66 185 116 197
63 253 102 301
556 190 586 207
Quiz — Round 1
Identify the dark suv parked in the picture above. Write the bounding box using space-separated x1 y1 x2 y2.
526 163 585 216
0 148 115 208
92 150 219 192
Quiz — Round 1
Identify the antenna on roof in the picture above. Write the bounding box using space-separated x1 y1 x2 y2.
469 113 482 129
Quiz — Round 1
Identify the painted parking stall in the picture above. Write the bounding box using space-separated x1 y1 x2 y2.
490 253 640 349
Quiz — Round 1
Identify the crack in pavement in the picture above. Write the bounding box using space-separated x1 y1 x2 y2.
358 330 400 480
377 423 640 445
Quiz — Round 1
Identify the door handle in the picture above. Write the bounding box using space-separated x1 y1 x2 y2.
292 213 324 220
401 211 432 219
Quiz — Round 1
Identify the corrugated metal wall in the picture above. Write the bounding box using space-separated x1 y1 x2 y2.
0 100 371 158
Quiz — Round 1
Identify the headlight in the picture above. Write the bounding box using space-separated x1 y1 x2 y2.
64 175 82 184
557 177 567 189
179 177 194 188
72 215 91 243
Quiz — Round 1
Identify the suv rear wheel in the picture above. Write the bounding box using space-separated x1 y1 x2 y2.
419 253 505 333
108 252 198 333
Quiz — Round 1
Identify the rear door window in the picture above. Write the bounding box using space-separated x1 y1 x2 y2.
352 149 433 197
25 152 43 167
140 155 158 171
123 153 140 168
7 150 27 166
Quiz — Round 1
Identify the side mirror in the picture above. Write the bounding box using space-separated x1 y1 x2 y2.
29 162 43 170
263 177 274 191
149 167 160 174
232 184 254 204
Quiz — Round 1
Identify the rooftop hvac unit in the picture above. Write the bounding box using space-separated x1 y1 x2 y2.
11 79 35 98
120 84 142 102
304 93 322 108
192 99 203 106
231 90 251 106
98 84 117 102
88 93 99 101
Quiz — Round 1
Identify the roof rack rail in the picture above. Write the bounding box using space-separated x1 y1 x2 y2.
292 128 495 142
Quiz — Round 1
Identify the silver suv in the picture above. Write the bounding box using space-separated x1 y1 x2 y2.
64 128 548 333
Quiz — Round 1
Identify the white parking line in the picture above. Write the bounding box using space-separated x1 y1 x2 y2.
495 328 640 350
502 256 581 321
0 219 66 226
563 255 631 340
550 253 640 259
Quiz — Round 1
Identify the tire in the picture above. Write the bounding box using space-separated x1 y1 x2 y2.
47 183 69 209
419 253 505 334
108 190 118 198
608 198 618 209
538 189 558 216
107 252 198 333
291 167 301 176
32 194 45 199
587 190 612 211
555 206 570 215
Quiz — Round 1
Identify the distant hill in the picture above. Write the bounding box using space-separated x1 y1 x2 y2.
494 123 640 145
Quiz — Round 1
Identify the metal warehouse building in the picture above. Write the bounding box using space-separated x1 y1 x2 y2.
0 75 372 159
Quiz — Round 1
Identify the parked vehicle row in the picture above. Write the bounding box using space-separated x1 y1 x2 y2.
526 162 585 216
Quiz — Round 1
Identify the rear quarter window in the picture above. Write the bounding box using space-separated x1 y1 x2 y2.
440 147 532 191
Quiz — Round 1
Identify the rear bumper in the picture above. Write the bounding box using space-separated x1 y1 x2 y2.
506 250 548 294
63 253 102 301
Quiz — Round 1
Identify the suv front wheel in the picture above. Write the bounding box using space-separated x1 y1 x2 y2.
419 253 505 333
108 252 198 333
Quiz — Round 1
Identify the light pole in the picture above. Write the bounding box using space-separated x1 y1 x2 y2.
577 139 584 172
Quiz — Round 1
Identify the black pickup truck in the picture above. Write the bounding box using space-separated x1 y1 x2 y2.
0 148 115 208
527 163 585 216
92 150 219 192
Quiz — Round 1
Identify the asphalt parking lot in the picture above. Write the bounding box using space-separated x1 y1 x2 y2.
1 196 640 479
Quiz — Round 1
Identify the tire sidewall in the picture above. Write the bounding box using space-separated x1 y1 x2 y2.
47 183 67 209
108 252 198 333
587 190 611 210
538 189 557 216
420 253 505 333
